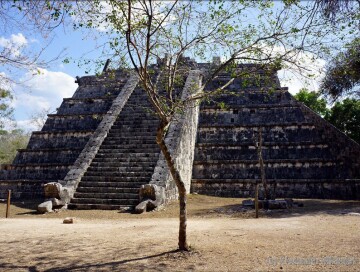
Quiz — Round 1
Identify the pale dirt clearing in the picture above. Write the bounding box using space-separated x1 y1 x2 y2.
0 195 359 272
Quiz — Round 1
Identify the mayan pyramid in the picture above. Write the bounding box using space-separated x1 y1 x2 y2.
0 58 359 209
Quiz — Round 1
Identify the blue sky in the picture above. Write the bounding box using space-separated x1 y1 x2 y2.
0 2 332 132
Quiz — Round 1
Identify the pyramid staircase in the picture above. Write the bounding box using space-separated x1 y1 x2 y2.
191 74 360 199
68 87 160 209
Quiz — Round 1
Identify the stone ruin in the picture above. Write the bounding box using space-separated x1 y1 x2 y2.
0 57 359 211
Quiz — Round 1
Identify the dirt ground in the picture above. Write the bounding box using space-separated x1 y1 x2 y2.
0 194 359 272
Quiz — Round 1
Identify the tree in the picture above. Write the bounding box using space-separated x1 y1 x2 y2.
0 88 14 129
0 0 70 87
320 38 360 100
66 0 359 251
294 88 329 116
9 0 360 251
325 99 360 143
316 0 360 23
0 128 29 164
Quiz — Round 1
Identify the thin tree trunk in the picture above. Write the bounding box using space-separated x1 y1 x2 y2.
178 190 188 250
255 183 259 218
257 128 268 200
156 121 189 251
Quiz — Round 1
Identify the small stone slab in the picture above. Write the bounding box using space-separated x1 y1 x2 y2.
38 201 53 213
242 199 254 207
347 212 360 216
63 217 74 224
135 201 148 214
50 197 66 208
267 200 288 209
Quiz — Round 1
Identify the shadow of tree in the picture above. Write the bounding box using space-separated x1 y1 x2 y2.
0 250 197 272
43 250 180 272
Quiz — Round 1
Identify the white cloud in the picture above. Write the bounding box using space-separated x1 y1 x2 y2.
251 44 327 95
278 53 326 95
15 119 38 132
0 33 28 57
10 33 28 47
12 68 77 131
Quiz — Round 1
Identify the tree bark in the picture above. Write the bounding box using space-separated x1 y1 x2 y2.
255 183 259 218
156 121 189 251
257 128 268 200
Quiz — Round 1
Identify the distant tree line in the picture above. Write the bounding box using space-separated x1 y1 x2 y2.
294 88 360 144
0 129 29 164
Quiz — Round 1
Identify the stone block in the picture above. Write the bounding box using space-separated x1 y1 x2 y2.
44 182 63 198
63 217 74 224
50 197 66 208
38 201 53 213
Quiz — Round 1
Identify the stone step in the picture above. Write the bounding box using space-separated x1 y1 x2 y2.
90 161 156 167
15 150 82 164
192 162 347 180
79 181 146 187
63 96 117 102
1 163 72 169
194 144 334 161
73 192 138 199
85 166 155 172
102 136 157 141
191 178 360 184
47 112 107 118
84 171 154 177
0 168 70 180
70 198 139 205
92 156 158 162
111 112 158 118
111 122 158 128
98 147 158 153
193 158 339 165
107 128 158 133
196 126 324 144
67 203 134 210
200 103 297 110
96 143 158 150
94 152 159 158
76 187 139 193
32 130 94 135
80 176 149 182
198 122 314 129
102 136 157 142
42 116 101 131
196 142 329 148
191 178 360 198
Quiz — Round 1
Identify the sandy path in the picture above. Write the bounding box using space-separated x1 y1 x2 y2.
0 213 359 272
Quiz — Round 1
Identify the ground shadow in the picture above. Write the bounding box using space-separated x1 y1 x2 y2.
192 199 360 219
0 198 42 217
37 250 190 272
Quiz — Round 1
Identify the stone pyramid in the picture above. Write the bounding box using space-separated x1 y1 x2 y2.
0 60 359 209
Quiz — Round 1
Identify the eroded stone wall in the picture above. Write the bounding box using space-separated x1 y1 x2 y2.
149 70 202 201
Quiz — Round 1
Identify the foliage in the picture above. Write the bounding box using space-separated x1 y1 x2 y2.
294 88 329 116
316 0 360 23
294 89 360 143
325 99 360 144
0 0 70 87
0 88 14 129
0 129 29 164
320 38 360 101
